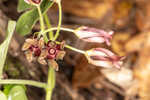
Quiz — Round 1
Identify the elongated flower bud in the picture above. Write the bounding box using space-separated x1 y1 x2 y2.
85 48 124 69
24 0 42 5
75 26 114 46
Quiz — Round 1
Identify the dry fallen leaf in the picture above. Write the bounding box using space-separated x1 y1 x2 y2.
101 67 133 89
61 0 115 19
112 1 132 28
112 32 131 56
125 31 150 100
136 0 150 31
72 56 101 89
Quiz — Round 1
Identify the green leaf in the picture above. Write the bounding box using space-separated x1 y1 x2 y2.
17 0 32 12
0 91 7 100
0 20 16 79
16 0 54 35
3 84 15 96
8 85 28 100
3 85 27 96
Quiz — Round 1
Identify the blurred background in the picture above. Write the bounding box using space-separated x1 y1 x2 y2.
1 0 150 100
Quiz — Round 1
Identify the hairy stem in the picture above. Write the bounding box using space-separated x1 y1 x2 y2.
0 79 47 88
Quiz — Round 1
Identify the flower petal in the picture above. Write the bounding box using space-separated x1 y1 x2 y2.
38 37 44 49
56 51 66 60
48 60 59 71
24 0 30 4
94 48 115 57
39 49 48 58
22 42 31 51
25 51 33 62
25 38 37 45
88 58 113 68
24 0 42 5
38 57 47 65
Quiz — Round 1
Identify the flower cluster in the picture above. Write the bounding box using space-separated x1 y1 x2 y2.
22 37 66 71
76 26 124 69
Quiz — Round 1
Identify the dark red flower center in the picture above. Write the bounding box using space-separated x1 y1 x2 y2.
29 45 41 56
34 47 41 56
48 48 56 55
45 41 63 60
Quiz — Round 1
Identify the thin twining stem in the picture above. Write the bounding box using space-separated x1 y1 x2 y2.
37 5 45 33
53 1 62 41
42 27 85 54
44 13 54 40
0 79 47 89
42 27 75 35
56 41 86 54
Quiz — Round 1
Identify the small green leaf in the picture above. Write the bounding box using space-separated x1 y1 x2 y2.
3 85 27 96
16 0 53 35
0 91 7 100
0 20 16 78
8 85 28 100
17 0 32 12
3 84 15 96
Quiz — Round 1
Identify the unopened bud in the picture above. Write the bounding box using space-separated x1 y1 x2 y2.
24 0 42 5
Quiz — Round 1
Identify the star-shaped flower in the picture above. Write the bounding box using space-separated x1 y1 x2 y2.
22 37 44 62
38 41 66 71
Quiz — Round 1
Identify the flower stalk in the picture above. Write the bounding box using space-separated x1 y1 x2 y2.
46 67 55 100
37 5 45 35
56 41 85 54
53 1 62 41
44 13 54 40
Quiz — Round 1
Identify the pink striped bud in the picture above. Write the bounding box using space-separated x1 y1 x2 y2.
85 48 125 69
24 0 42 5
75 26 114 46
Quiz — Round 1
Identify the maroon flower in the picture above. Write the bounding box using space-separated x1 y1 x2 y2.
24 0 42 5
85 48 125 69
22 37 44 62
46 41 65 60
75 26 114 46
38 41 66 71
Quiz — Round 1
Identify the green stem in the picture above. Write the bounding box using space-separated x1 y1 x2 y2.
65 44 85 54
45 67 55 100
53 1 62 41
0 79 46 89
43 27 85 54
44 13 54 40
37 5 45 35
43 27 75 35
56 41 85 54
